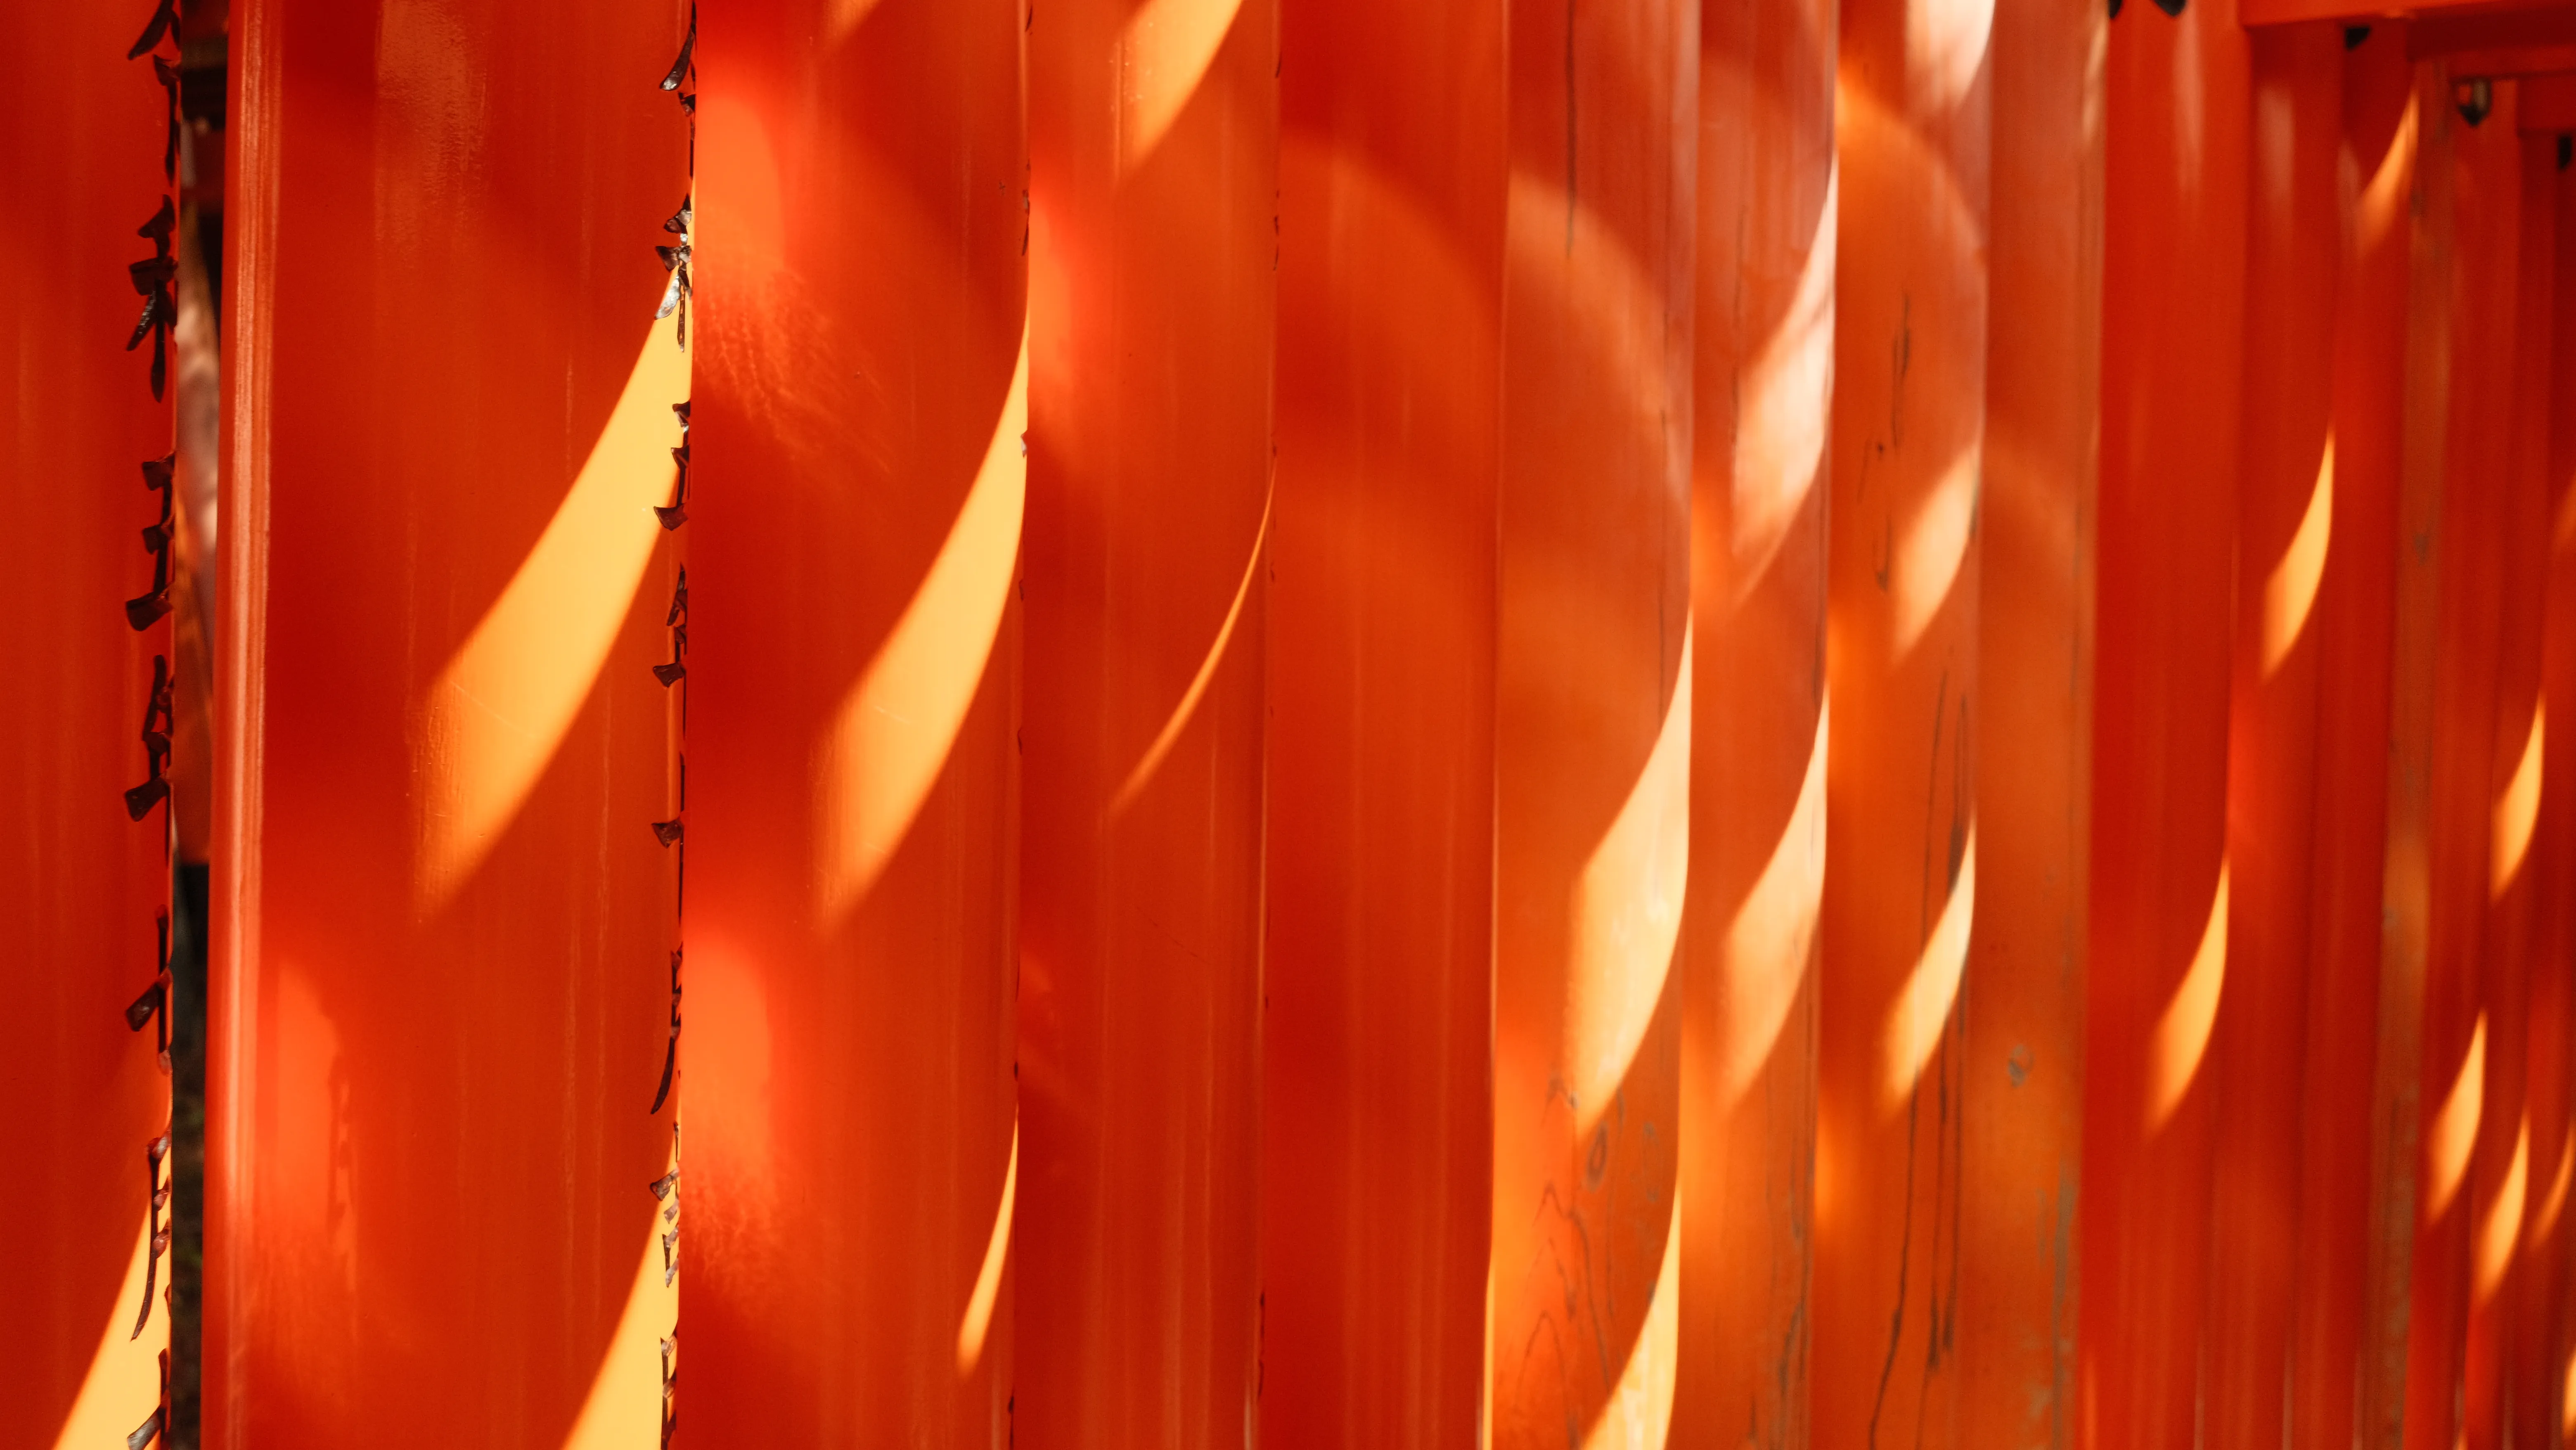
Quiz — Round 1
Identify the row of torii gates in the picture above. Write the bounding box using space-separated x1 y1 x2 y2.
10 0 2576 1446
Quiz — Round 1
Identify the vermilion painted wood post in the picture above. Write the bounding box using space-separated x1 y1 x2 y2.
0 5 178 1447
2404 66 2521 1450
2302 28 2412 1450
1676 0 1833 1443
206 2 684 1444
1017 0 1275 1442
1262 2 1504 1444
1813 0 1988 1441
2536 145 2576 1450
2401 68 2524 1450
2081 0 2249 1445
1960 0 2102 1441
1488 0 1696 1442
2505 121 2569 1450
2463 99 2550 1450
2364 49 2455 1450
687 1 1024 1442
2206 26 2341 1450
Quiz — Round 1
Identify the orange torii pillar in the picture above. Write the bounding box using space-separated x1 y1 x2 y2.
2081 0 2248 1445
2367 47 2454 1450
1263 2 1502 1443
1676 0 1832 1443
2504 116 2569 1450
1017 0 1275 1442
0 4 176 1447
2466 102 2554 1450
2404 68 2522 1450
687 0 1024 1443
1813 0 1987 1440
1958 0 2102 1440
1487 0 1695 1443
206 1 685 1444
2206 25 2340 1450
2305 28 2411 1450
2470 117 2559 1450
2533 137 2576 1448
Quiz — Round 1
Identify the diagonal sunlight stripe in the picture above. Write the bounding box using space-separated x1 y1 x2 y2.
818 329 1028 922
2564 1336 2576 1441
1569 627 1692 1137
1579 1186 1680 1450
2261 434 2334 680
1892 448 1980 659
2356 94 2415 256
1713 692 1827 1109
45 1213 160 1450
2427 1016 2489 1224
2144 862 2229 1135
1104 487 1273 822
2528 1122 2574 1249
956 1119 1019 1379
416 308 685 912
1117 0 1247 174
559 1136 680 1450
1722 166 1835 616
2493 703 2545 901
1882 822 1977 1112
2473 1111 2531 1305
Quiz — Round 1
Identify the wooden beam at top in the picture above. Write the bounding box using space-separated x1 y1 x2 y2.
2522 71 2576 126
2242 0 2570 34
2407 5 2576 55
2437 43 2576 71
